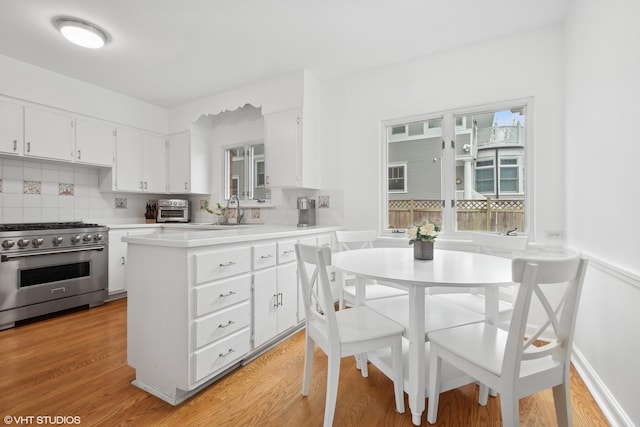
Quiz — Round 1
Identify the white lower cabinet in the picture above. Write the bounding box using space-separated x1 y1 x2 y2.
108 228 154 295
253 242 299 349
126 230 336 405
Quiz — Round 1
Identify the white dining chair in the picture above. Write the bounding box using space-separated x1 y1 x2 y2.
430 232 529 323
335 230 406 309
426 252 588 427
295 243 406 426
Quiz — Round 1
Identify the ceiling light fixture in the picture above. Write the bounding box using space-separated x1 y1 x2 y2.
54 17 109 49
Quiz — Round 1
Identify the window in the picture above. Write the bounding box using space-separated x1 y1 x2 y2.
383 100 529 235
388 163 407 193
224 142 270 201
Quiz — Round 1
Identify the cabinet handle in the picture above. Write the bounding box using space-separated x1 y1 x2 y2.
279 292 283 306
144 181 148 190
77 150 81 160
121 256 126 265
13 140 17 151
184 182 188 190
219 348 236 358
218 320 235 329
260 254 274 259
27 142 31 153
283 249 295 255
273 294 279 308
219 261 236 267
266 175 270 186
139 181 143 189
219 290 236 298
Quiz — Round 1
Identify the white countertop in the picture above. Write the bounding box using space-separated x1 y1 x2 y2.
121 224 343 248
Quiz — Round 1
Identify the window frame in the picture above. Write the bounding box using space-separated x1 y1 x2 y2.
380 98 533 239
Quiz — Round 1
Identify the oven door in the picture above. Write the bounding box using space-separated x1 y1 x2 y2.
0 246 107 312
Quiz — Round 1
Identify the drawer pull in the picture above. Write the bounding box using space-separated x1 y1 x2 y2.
218 320 235 329
219 261 236 267
283 249 295 255
260 254 274 259
219 290 236 298
219 348 236 358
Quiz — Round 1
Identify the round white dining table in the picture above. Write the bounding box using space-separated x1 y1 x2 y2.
332 247 513 425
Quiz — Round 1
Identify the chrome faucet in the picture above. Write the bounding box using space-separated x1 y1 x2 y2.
227 195 243 224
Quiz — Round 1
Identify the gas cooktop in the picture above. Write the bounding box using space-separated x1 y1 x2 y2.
0 222 105 232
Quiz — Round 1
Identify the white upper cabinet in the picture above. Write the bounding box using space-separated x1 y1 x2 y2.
142 133 167 193
0 99 23 156
24 106 74 162
74 117 115 167
264 108 320 189
167 131 210 194
102 127 166 193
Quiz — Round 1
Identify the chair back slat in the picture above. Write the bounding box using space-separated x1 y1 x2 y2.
472 232 529 257
335 230 376 252
295 244 338 341
503 253 588 380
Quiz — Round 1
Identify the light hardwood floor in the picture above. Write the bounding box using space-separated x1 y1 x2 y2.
0 299 609 426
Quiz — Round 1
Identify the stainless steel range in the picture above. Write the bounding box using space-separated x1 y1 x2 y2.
0 221 109 330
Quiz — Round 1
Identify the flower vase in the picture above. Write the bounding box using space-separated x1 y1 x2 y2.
413 241 434 260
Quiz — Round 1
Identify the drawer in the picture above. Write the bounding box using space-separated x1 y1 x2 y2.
193 328 250 383
194 301 250 349
252 243 277 270
195 274 251 317
298 236 317 246
277 240 296 264
195 247 251 283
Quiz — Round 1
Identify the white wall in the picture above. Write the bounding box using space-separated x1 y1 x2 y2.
321 26 566 244
565 1 640 425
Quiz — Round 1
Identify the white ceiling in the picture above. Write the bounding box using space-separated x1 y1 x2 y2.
0 0 571 109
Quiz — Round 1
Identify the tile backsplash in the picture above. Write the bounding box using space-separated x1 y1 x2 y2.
0 157 345 226
0 158 164 224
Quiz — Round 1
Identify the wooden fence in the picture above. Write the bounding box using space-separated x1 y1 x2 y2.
388 198 525 232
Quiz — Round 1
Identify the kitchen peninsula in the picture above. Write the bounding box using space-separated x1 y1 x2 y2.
123 225 342 404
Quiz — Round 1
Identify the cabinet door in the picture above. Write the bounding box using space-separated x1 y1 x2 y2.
253 268 278 348
108 230 129 294
167 132 190 193
277 262 299 332
0 99 23 155
24 107 74 161
75 118 115 166
115 128 143 191
142 133 166 193
264 109 300 187
189 131 210 194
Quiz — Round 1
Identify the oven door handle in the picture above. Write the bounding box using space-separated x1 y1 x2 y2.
1 246 105 262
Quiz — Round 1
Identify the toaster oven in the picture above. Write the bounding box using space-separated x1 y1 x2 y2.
157 199 190 223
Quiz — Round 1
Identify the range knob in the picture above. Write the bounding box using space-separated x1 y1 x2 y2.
32 238 44 247
71 235 82 244
93 233 103 242
83 234 93 242
52 236 64 245
1 240 15 249
17 238 31 248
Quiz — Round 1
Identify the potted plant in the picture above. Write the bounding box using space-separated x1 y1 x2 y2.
408 222 440 260
203 200 228 224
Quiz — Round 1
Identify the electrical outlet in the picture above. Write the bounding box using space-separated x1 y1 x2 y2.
546 230 564 240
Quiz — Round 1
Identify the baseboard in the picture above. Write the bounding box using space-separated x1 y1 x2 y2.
571 344 635 427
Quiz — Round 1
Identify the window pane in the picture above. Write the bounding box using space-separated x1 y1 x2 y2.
386 119 443 230
455 107 525 232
